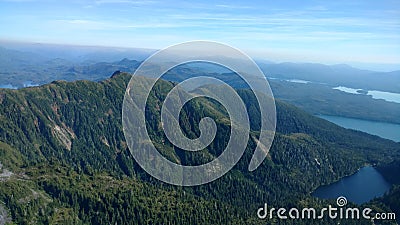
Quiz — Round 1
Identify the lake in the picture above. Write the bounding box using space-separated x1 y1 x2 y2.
312 166 391 204
333 86 400 104
0 84 17 89
313 115 399 204
0 81 39 89
318 115 400 142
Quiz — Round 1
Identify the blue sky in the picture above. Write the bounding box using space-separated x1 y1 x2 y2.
0 0 399 68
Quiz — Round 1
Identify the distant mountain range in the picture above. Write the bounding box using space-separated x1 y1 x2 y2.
1 45 400 125
257 62 400 93
1 44 399 93
0 41 156 62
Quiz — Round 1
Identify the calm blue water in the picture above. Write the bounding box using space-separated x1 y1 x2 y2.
318 115 400 142
368 90 400 103
0 84 17 89
333 86 400 103
0 82 39 89
312 166 391 204
313 115 399 204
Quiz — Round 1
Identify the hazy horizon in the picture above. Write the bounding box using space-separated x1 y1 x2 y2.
1 39 399 72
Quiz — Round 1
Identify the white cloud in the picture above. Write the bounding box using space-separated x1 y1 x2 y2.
215 4 254 9
94 0 157 5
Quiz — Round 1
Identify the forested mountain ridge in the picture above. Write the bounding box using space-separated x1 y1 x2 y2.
0 72 398 224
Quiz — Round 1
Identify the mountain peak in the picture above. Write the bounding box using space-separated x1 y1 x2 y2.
111 70 122 78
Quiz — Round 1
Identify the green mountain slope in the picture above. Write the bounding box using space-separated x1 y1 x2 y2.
0 72 398 224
